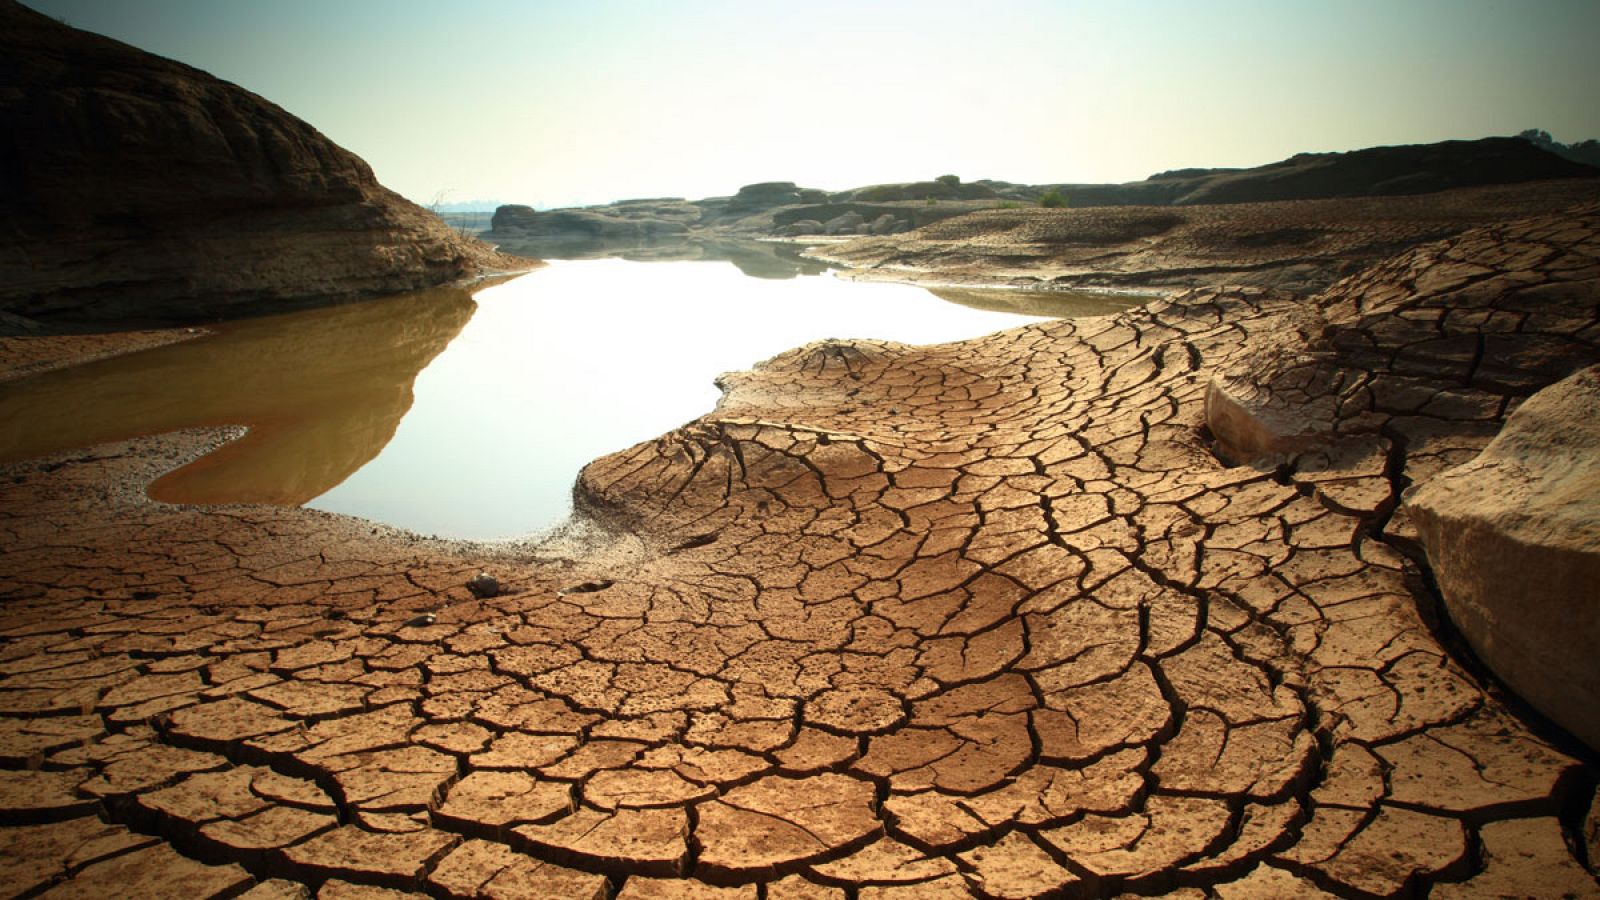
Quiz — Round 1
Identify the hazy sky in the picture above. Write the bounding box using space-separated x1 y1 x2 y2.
29 0 1600 208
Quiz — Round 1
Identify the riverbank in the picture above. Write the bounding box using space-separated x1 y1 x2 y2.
2 201 1598 896
804 177 1600 294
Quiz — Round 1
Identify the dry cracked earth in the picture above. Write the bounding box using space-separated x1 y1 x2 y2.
1 208 1599 899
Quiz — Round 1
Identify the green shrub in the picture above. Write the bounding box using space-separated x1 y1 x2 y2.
998 200 1020 209
936 174 961 187
1038 189 1067 208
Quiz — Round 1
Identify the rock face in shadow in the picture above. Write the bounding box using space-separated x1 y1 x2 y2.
0 0 521 324
1406 366 1600 750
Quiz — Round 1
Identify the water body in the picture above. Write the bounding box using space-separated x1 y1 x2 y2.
1 257 1140 540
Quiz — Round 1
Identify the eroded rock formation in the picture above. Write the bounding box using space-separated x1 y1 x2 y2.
2 208 1597 896
0 0 523 324
1406 365 1600 750
484 136 1599 263
816 179 1600 295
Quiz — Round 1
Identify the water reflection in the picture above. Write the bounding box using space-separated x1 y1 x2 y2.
928 287 1153 318
488 235 831 280
307 261 1132 540
1 261 1143 540
0 288 475 505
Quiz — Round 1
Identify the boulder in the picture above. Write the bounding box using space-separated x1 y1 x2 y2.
775 220 823 237
489 208 685 239
466 572 500 599
727 181 802 212
869 214 899 235
823 212 865 236
1406 365 1600 750
0 0 515 323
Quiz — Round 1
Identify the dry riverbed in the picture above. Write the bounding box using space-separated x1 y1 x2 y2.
1 202 1598 898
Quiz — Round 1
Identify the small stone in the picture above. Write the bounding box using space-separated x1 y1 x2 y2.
467 573 500 599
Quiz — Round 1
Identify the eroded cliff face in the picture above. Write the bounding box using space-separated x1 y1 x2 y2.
0 0 522 324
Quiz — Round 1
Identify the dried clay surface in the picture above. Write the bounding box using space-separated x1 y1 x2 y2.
2 209 1599 898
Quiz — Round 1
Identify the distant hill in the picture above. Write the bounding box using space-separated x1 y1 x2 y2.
1082 136 1598 206
487 136 1599 254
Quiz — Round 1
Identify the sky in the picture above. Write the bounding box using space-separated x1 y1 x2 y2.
27 0 1600 209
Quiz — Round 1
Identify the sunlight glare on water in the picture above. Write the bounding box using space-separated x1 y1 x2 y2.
306 259 1058 540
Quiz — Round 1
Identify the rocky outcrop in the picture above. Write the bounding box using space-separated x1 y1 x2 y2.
0 0 522 324
1201 207 1600 754
489 205 693 240
1406 365 1600 749
725 181 826 211
818 179 1600 294
486 138 1597 266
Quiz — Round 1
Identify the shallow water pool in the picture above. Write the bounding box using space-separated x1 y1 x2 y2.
1 257 1140 540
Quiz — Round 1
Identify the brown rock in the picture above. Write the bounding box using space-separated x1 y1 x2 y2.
1407 364 1600 749
0 2 525 323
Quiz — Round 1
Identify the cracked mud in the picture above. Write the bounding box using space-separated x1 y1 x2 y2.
2 208 1599 898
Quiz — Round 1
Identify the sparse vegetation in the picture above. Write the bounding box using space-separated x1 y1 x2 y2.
1039 188 1067 208
1518 128 1600 168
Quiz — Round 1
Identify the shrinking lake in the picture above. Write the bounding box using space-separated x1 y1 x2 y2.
0 256 1140 540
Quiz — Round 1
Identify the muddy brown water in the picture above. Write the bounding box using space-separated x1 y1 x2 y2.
0 260 1141 540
